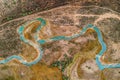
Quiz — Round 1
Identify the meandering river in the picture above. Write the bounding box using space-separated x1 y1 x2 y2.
0 18 119 70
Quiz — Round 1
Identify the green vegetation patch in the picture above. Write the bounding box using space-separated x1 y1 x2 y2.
51 54 73 72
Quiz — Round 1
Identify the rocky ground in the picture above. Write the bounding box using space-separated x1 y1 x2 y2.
0 0 120 80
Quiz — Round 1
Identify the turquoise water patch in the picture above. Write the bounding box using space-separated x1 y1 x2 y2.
38 40 46 44
18 26 24 34
51 36 66 41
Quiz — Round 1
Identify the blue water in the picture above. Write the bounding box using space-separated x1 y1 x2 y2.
0 18 120 70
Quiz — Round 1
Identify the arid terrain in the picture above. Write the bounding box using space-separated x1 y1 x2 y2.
0 0 120 80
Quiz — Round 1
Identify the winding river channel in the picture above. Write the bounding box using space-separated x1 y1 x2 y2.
0 18 120 70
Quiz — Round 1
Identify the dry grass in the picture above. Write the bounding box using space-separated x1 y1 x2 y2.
31 63 62 80
19 42 38 62
24 20 41 42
